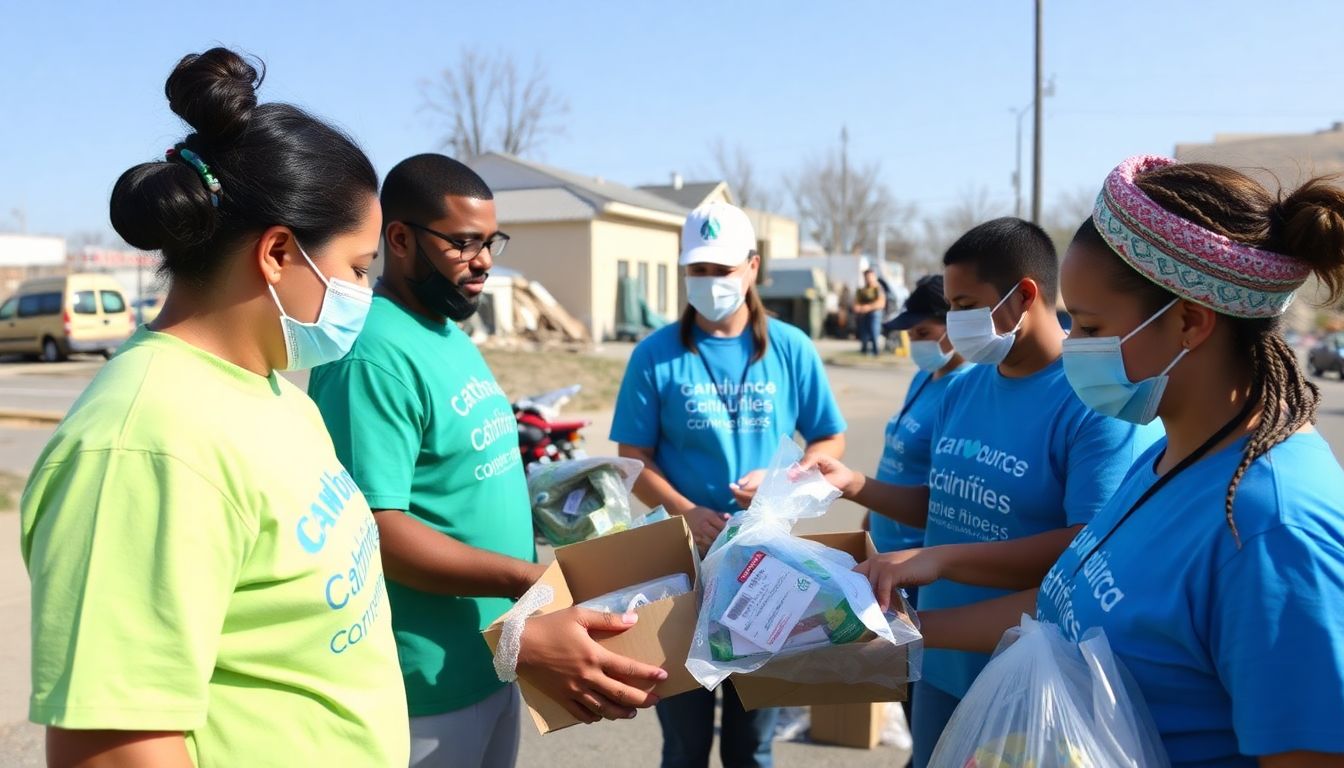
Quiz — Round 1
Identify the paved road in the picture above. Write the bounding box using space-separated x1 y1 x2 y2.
2 348 1344 766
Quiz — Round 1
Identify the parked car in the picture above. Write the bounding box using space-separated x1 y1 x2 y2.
0 273 136 362
132 293 166 324
1307 331 1344 379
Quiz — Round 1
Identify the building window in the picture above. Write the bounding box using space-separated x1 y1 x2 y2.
617 260 630 280
637 262 649 301
657 264 668 315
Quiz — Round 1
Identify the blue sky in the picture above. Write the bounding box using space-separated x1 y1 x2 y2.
2 0 1342 243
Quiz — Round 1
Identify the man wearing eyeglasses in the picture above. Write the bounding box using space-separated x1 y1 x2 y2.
310 154 666 768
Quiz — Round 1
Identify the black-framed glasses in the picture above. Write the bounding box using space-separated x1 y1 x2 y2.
404 221 510 261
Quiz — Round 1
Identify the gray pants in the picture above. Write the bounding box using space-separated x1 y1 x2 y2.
409 684 522 768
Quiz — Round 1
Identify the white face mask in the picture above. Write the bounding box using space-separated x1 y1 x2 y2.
909 336 954 372
946 284 1026 365
686 275 746 322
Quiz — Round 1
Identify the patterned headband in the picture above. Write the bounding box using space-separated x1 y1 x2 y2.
1092 154 1310 318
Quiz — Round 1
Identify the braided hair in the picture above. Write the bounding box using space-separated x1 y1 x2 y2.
1074 164 1344 544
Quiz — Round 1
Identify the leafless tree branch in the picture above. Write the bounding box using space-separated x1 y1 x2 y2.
420 52 567 159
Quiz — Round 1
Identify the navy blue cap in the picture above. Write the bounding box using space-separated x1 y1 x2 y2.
884 274 950 333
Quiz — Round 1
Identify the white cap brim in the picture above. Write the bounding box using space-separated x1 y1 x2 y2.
679 244 749 267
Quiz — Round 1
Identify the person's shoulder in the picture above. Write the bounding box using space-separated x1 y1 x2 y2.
631 323 686 362
347 297 418 353
1254 432 1344 534
928 363 972 391
766 317 812 348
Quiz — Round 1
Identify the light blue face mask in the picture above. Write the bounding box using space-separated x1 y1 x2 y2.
1062 298 1186 425
267 244 373 371
909 335 954 372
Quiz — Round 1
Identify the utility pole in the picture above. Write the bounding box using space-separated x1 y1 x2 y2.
840 125 850 256
1031 0 1044 225
1012 104 1031 219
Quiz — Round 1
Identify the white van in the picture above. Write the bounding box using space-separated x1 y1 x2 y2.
0 274 136 361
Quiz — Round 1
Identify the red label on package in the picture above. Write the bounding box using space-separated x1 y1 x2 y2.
737 551 767 583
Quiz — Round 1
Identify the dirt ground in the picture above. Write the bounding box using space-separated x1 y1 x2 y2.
481 347 627 412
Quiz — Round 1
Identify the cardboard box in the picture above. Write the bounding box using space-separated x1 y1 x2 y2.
809 702 889 750
482 516 702 734
732 531 918 710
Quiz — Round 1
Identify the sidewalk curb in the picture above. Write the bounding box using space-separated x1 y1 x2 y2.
0 410 63 425
822 357 914 371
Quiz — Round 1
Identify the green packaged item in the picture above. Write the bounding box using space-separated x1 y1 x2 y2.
527 457 643 546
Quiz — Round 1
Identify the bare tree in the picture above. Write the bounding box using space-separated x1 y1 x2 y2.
1042 185 1098 254
709 139 777 210
421 52 567 159
787 127 893 255
882 202 940 276
921 186 1011 259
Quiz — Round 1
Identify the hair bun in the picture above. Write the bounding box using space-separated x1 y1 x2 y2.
109 161 218 252
1272 177 1344 302
165 47 263 144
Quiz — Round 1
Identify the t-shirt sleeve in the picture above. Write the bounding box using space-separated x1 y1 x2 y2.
309 359 423 511
1211 523 1344 756
24 450 256 730
610 343 661 448
790 332 847 441
1061 410 1146 527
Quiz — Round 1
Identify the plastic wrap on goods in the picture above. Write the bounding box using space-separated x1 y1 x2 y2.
929 616 1170 768
686 438 923 691
527 457 643 546
575 573 692 614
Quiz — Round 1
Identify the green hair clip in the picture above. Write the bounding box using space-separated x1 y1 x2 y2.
166 146 222 207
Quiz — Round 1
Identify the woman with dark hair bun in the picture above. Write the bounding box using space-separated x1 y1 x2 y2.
22 48 403 766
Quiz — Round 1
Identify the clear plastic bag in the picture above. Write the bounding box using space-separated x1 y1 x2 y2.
929 615 1170 768
574 573 692 614
686 438 923 691
527 457 643 546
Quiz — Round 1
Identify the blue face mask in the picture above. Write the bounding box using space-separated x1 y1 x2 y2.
909 335 954 372
1062 298 1186 425
267 244 373 371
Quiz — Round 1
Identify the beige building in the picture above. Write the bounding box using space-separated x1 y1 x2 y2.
638 177 800 268
470 153 689 341
1176 123 1344 327
1174 123 1344 190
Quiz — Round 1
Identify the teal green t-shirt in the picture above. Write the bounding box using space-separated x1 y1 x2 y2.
309 295 535 716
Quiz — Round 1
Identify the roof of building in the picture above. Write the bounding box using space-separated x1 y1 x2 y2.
491 188 596 224
637 180 731 210
1174 123 1344 191
471 153 688 225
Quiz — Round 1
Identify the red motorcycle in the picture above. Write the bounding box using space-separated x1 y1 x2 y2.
514 385 590 467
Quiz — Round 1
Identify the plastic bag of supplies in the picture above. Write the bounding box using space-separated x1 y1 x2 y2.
526 457 643 546
686 438 923 691
929 615 1169 768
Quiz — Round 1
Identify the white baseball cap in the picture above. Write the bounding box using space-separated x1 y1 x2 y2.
679 201 757 266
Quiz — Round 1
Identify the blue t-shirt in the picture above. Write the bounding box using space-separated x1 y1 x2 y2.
920 357 1162 698
1038 432 1344 767
610 319 847 512
870 364 972 553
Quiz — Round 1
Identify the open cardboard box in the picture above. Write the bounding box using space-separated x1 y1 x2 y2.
732 531 919 710
483 516 702 734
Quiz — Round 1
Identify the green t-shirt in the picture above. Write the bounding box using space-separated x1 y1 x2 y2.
21 329 407 767
309 295 535 716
